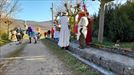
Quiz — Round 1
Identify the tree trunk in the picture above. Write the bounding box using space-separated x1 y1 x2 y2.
7 24 10 39
98 2 105 43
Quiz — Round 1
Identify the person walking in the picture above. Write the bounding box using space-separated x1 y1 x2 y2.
47 30 51 38
26 26 37 44
16 27 23 44
36 27 41 40
58 12 70 50
51 27 54 38
10 29 17 42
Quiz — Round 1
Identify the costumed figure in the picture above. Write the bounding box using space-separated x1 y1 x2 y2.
79 28 86 49
58 12 70 50
26 26 37 44
77 11 88 40
86 12 94 46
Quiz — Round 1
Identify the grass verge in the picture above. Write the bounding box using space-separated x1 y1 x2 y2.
0 39 11 46
92 37 134 50
42 39 99 75
120 42 134 50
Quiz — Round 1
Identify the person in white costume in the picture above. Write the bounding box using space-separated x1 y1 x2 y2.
77 15 88 40
58 12 70 49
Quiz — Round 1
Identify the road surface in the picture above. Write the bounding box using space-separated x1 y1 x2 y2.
0 41 72 75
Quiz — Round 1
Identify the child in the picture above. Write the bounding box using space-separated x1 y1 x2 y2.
79 28 86 49
54 25 60 42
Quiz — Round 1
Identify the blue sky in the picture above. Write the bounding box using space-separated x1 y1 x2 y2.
15 0 127 22
16 0 52 21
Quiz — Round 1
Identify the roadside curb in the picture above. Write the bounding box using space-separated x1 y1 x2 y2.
46 38 134 75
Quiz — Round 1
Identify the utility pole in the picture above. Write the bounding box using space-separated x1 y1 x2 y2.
66 0 68 5
76 0 78 4
70 0 72 6
51 2 54 26
24 20 28 30
98 0 113 43
98 2 105 43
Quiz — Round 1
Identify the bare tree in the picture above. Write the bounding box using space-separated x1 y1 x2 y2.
0 0 20 39
59 0 81 38
0 0 20 19
65 1 81 29
52 0 79 35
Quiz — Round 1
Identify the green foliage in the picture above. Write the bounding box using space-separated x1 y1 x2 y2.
1 33 8 40
0 39 10 46
0 33 10 46
120 42 134 50
93 14 99 37
92 37 134 50
94 2 134 42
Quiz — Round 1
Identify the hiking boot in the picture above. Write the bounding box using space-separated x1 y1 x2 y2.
29 40 31 44
65 46 69 50
61 47 64 49
34 41 37 44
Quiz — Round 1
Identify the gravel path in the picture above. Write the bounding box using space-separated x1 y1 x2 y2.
2 41 72 75
0 42 22 58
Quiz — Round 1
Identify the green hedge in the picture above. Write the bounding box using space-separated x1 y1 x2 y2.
93 2 134 42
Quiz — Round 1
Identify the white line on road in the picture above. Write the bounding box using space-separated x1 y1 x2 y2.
0 55 47 60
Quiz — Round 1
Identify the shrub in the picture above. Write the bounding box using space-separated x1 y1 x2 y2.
1 33 8 40
93 2 134 42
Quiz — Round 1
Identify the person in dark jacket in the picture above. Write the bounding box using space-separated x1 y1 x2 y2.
79 28 86 49
16 27 23 44
26 27 37 44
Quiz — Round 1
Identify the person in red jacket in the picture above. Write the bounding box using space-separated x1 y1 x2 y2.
51 27 54 38
86 12 94 46
74 21 78 35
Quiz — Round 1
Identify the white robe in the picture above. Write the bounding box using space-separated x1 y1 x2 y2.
77 16 88 40
58 16 70 47
54 26 60 38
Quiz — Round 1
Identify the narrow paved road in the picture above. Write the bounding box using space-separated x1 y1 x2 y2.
2 41 72 75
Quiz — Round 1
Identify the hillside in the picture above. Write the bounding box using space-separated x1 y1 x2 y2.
0 19 52 34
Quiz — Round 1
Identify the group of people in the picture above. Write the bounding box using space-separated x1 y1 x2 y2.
51 11 94 49
43 27 59 40
10 11 93 48
10 27 24 44
10 26 41 44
